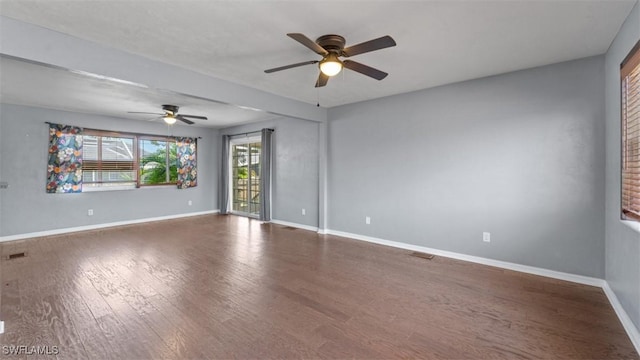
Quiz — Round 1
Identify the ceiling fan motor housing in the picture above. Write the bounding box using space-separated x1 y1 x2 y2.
162 104 179 114
316 34 346 54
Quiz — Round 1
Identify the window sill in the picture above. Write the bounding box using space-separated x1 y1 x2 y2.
83 185 136 192
139 185 176 190
82 184 177 192
620 220 640 233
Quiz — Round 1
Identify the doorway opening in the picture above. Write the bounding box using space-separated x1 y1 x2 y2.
230 136 261 218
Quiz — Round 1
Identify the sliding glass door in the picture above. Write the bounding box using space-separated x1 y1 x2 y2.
231 137 261 217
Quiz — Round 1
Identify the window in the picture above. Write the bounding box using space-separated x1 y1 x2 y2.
47 124 198 193
84 132 178 189
83 132 137 190
139 138 178 185
622 40 640 221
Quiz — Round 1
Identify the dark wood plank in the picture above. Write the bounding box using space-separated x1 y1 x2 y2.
0 279 28 360
0 214 636 359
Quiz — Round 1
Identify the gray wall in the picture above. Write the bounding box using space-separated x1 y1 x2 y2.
220 117 319 228
0 104 218 237
328 56 605 278
605 2 640 330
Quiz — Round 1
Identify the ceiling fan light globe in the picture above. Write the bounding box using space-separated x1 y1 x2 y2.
320 60 342 77
163 116 177 125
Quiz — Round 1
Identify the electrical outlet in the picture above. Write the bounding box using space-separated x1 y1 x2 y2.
302 208 306 215
88 209 94 216
365 216 371 225
188 200 192 206
0 182 8 189
483 232 491 242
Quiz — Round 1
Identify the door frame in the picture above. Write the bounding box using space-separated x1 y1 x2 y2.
229 135 261 218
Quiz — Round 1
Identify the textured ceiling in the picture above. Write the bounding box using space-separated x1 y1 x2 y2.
0 56 279 128
0 0 636 111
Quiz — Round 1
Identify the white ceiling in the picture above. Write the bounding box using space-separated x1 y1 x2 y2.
0 56 279 128
0 0 637 124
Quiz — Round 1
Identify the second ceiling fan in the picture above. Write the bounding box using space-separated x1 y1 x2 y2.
265 33 396 88
128 104 207 125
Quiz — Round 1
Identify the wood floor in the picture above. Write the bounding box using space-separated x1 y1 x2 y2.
0 214 637 359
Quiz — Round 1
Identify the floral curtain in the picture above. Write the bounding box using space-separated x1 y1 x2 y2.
176 137 197 189
46 123 83 193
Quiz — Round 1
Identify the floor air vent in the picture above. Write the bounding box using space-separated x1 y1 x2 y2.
5 252 27 260
410 251 434 260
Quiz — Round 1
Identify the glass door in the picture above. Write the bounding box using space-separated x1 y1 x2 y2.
231 138 261 217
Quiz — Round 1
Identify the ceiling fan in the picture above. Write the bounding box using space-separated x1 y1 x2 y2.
265 33 396 88
128 104 207 125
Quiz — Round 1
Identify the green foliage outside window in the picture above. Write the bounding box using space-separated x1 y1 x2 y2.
140 140 178 185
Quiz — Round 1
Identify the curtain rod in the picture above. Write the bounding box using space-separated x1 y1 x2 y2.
45 122 202 139
227 128 274 137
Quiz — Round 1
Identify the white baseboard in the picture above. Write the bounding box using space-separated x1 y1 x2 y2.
270 219 319 232
0 210 220 242
602 282 640 353
326 229 603 287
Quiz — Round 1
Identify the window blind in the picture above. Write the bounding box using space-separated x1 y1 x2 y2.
83 135 136 184
621 41 640 221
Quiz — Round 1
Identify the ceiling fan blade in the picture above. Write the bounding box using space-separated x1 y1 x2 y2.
343 60 388 80
179 114 208 120
287 33 328 56
342 35 396 57
176 115 194 125
315 72 329 88
128 111 164 115
265 60 319 73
